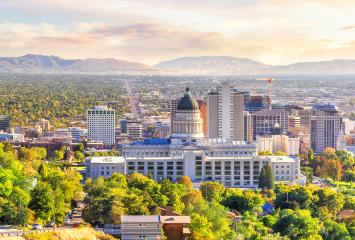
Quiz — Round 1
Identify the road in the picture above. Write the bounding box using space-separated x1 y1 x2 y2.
0 207 84 237
124 80 142 119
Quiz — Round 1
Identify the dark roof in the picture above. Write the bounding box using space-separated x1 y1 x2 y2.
177 87 199 111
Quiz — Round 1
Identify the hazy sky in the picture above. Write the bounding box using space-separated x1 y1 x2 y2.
1 0 355 64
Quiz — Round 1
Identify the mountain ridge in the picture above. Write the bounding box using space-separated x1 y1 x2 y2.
1 54 355 75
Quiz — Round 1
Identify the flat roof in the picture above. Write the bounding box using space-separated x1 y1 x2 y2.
160 216 191 224
121 215 160 223
267 156 296 163
89 156 125 164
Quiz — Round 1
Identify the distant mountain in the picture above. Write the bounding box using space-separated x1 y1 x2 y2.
155 56 355 75
0 54 153 73
2 54 355 75
155 56 269 74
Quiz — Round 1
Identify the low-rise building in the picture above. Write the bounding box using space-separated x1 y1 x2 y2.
256 134 300 156
86 156 126 179
120 215 190 240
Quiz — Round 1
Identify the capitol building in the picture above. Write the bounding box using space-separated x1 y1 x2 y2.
87 87 305 187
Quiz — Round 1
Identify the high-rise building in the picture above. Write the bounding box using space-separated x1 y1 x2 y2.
310 104 342 154
206 91 219 139
68 127 87 142
196 99 207 137
207 82 244 141
243 93 271 112
169 98 180 134
243 111 253 142
0 115 10 132
252 109 289 139
87 106 115 148
126 119 143 140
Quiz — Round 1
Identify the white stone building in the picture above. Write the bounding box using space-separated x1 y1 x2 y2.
256 134 300 156
86 156 125 179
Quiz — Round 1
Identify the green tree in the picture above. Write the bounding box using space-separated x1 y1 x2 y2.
53 150 64 161
273 209 322 240
200 182 225 202
259 162 274 189
29 182 54 223
321 220 351 240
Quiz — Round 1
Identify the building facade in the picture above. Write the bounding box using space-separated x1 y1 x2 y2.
207 82 244 141
252 109 289 139
87 106 115 148
310 104 342 154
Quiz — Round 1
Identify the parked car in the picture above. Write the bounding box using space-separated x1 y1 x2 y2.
32 224 43 230
72 210 78 214
64 218 71 224
45 221 55 227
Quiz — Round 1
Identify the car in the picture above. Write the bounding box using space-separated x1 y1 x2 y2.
45 221 55 227
72 210 78 214
32 224 43 230
64 218 71 224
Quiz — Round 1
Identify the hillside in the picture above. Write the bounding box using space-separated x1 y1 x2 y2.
155 56 355 75
0 54 153 73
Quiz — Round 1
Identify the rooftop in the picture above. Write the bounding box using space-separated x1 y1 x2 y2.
88 156 125 164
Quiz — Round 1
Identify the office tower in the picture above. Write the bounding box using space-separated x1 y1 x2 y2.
244 111 253 142
87 106 115 148
0 115 10 131
170 98 179 134
288 115 301 134
126 119 143 140
207 82 244 141
207 91 219 139
310 104 342 154
243 93 271 112
252 109 289 139
196 99 207 137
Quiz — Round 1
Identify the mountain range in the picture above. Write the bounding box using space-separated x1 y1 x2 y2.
1 54 355 75
0 54 152 73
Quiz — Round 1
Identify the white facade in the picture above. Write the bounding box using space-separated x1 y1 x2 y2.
256 134 300 156
86 156 126 179
87 106 115 148
121 138 303 187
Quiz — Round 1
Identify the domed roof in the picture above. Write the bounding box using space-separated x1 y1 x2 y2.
177 87 199 111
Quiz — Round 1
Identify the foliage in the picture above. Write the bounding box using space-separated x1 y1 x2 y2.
223 189 264 213
199 181 225 202
273 209 322 240
259 162 275 189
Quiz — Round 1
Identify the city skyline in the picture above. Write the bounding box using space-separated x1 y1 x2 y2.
1 0 355 64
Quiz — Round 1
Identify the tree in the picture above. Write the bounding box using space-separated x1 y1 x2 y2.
314 188 344 217
223 189 264 213
321 220 351 240
308 149 314 163
74 151 84 162
343 169 355 182
29 182 54 223
53 149 64 161
274 151 287 156
273 209 322 240
259 162 274 189
200 182 225 202
259 150 272 156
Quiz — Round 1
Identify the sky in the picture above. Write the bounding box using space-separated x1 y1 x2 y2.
1 0 355 65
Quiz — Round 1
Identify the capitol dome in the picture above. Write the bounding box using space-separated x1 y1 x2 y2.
172 86 204 139
177 87 199 111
